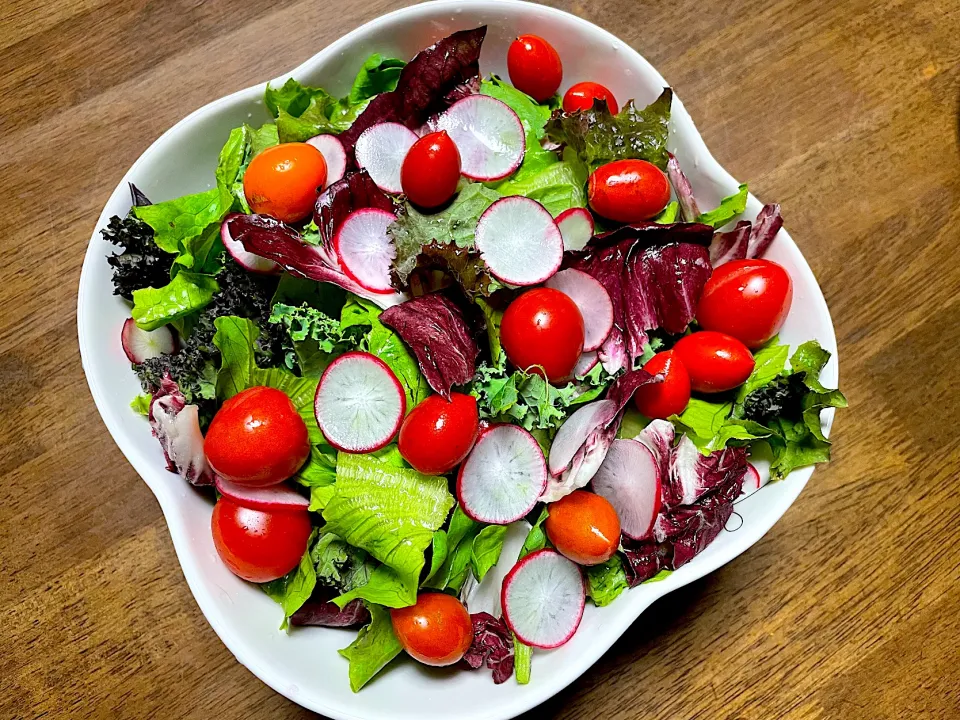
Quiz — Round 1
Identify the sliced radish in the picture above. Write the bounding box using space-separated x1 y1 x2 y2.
121 317 177 363
314 351 405 453
501 549 585 649
547 399 617 477
214 475 309 512
432 95 525 181
545 268 614 352
334 208 397 294
221 213 281 274
635 419 675 482
742 462 762 496
555 207 595 252
354 122 418 194
457 425 547 524
570 351 599 380
592 439 661 540
306 134 347 188
474 197 563 286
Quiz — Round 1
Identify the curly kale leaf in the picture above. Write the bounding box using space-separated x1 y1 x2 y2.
741 373 807 426
103 214 174 300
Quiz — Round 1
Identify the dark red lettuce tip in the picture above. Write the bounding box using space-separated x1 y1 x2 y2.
590 221 714 250
289 587 370 628
462 612 515 684
606 368 657 414
149 373 213 486
338 26 487 165
380 293 479 398
635 242 712 335
709 220 751 267
314 169 395 246
746 203 783 259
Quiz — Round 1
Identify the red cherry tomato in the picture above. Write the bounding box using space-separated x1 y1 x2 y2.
211 497 312 583
562 81 619 114
507 34 563 102
672 331 755 393
401 131 462 208
204 386 310 487
390 593 474 667
545 490 621 566
588 159 670 223
697 259 793 348
398 393 479 474
243 143 327 224
501 288 585 384
633 350 691 419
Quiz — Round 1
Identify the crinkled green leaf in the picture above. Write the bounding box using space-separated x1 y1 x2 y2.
130 393 152 416
493 160 587 216
586 556 629 607
269 302 362 375
789 340 834 393
696 184 748 228
349 54 406 104
338 603 403 692
134 187 230 256
736 337 790 403
131 271 218 331
334 564 418 609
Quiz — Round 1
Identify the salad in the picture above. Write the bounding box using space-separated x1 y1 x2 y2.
103 27 845 692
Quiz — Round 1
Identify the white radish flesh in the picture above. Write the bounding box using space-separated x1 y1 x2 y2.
547 399 617 476
221 213 281 274
457 425 547 524
121 317 177 363
334 208 397 294
545 268 614 352
555 207 595 252
592 439 662 540
742 462 762 496
214 475 309 512
474 196 563 286
314 352 405 453
501 549 585 649
432 95 525 182
354 123 418 194
306 134 348 188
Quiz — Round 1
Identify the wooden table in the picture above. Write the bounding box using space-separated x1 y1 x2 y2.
2 0 958 717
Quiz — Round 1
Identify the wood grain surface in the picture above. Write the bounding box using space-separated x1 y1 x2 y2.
1 0 958 717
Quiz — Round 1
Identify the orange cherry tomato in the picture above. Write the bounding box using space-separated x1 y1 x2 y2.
211 497 312 583
633 350 691 419
672 331 755 393
507 34 563 102
588 159 670 223
398 393 479 475
401 131 461 209
697 259 793 348
204 386 310 487
243 142 327 224
501 288 585 384
545 490 621 566
563 81 619 114
390 593 474 667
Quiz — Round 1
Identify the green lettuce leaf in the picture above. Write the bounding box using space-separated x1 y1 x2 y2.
349 54 406 104
736 336 791 402
334 564 419 609
471 525 507 582
269 302 362 375
312 533 374 593
423 530 449 584
216 123 279 213
696 184 748 228
519 508 549 559
133 187 231 257
481 76 551 142
338 603 403 692
421 505 480 592
129 393 152 415
585 556 629 607
131 271 218 331
493 160 587 216
261 529 319 628
654 201 680 224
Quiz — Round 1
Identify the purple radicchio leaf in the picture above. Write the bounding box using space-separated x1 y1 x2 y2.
746 203 783 259
666 153 700 222
148 374 213 486
659 435 749 511
379 293 479 398
606 368 657 413
228 211 405 309
289 586 370 628
313 170 395 246
462 612 515 685
338 27 486 166
709 220 751 267
635 419 675 482
620 538 664 586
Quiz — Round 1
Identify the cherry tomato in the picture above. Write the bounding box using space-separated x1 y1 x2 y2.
398 393 479 474
562 81 619 114
204 386 310 487
697 259 793 349
507 34 563 102
633 350 691 419
211 497 312 583
545 490 620 566
400 130 461 209
672 331 755 393
501 288 585 384
390 592 474 667
588 159 670 223
243 142 327 224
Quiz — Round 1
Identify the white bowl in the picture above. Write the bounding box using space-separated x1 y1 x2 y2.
77 1 838 718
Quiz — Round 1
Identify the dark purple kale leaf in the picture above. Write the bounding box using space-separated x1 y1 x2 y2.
103 214 174 301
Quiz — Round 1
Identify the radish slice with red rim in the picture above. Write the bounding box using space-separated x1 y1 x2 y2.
354 122 418 194
221 213 281 275
742 462 762 495
557 350 599 383
121 317 177 363
214 475 309 512
474 196 563 286
501 549 585 649
591 438 662 541
547 399 617 477
457 425 547 524
555 207 594 252
334 208 397 294
545 268 614 352
432 95 525 182
314 351 406 453
306 134 347 188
